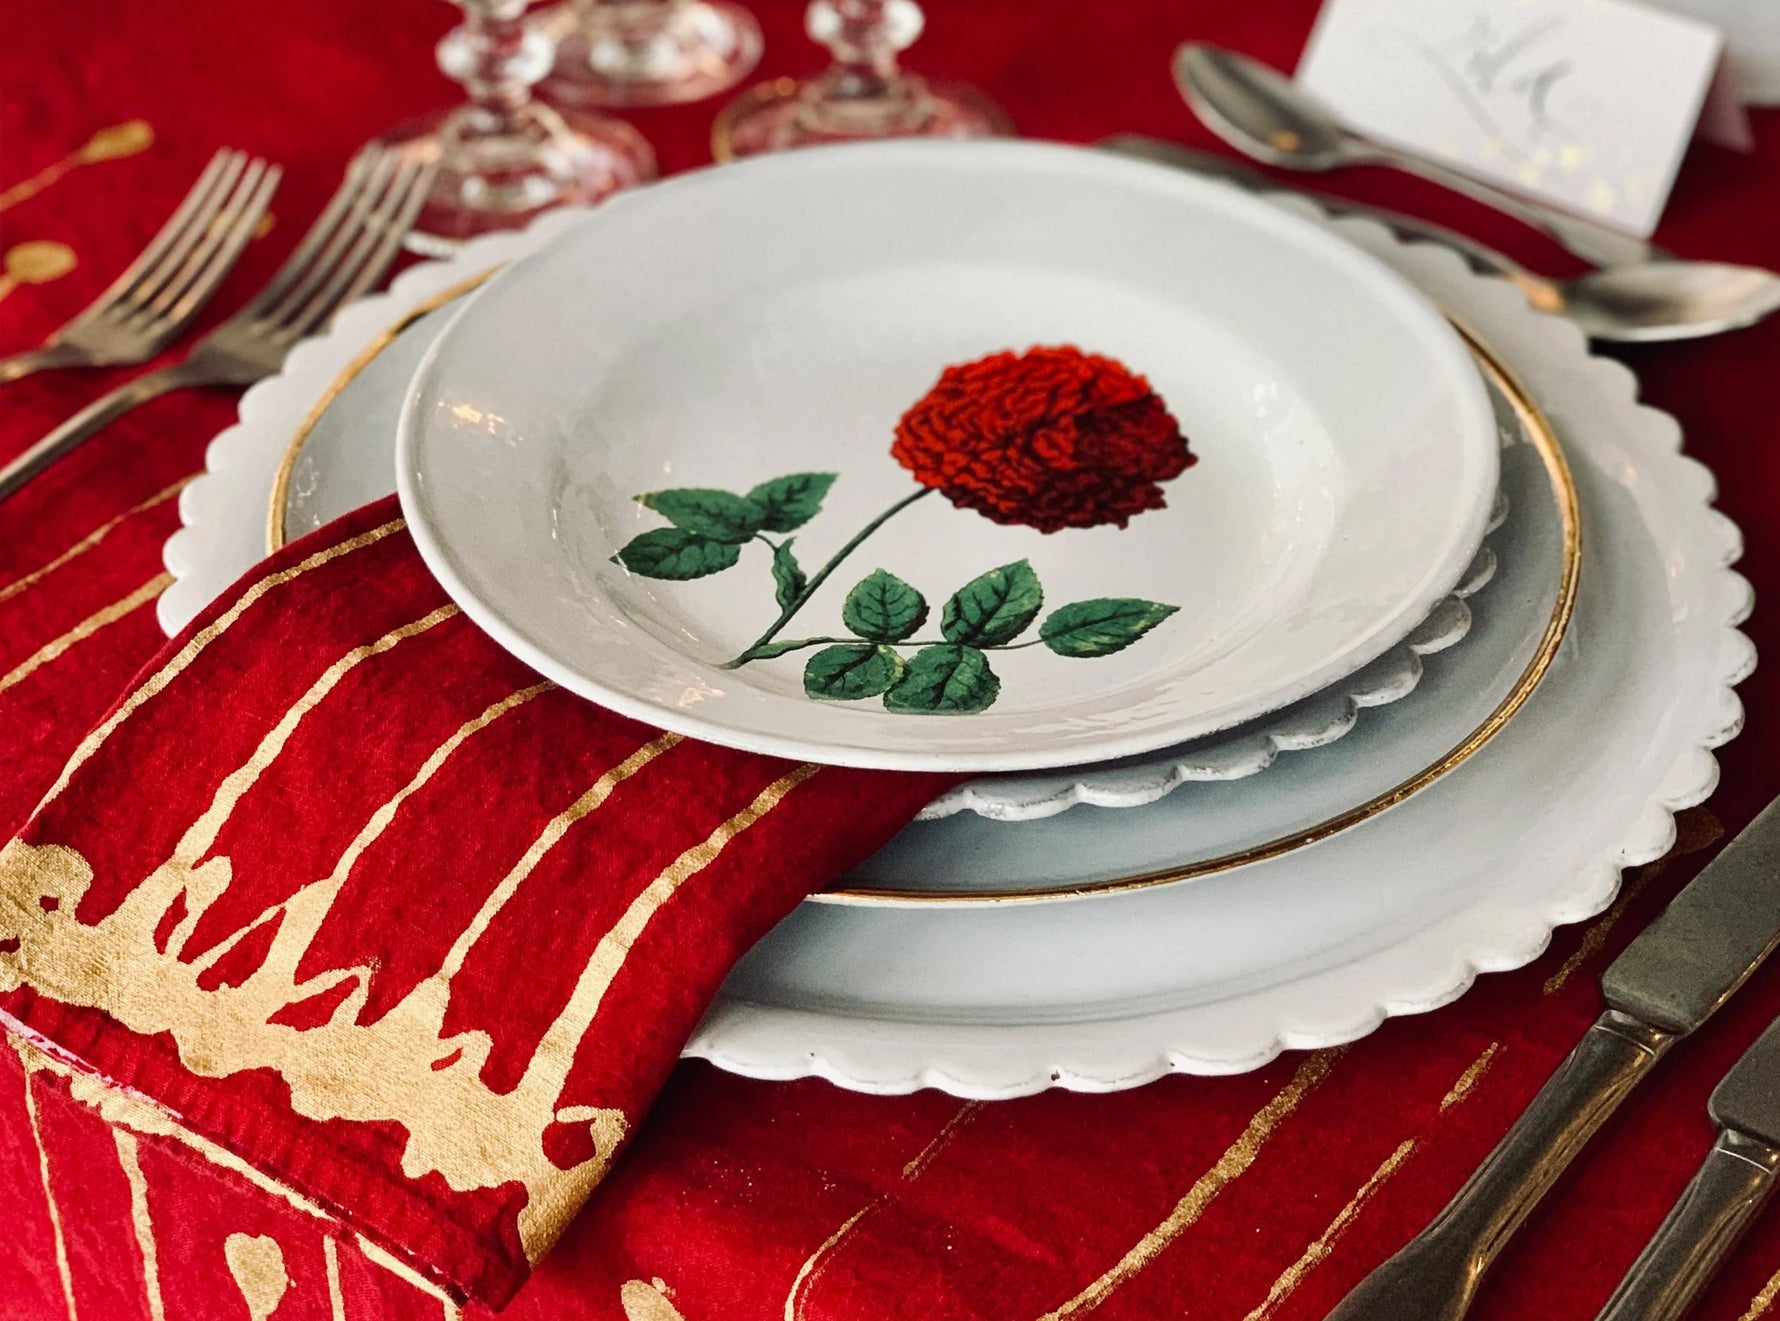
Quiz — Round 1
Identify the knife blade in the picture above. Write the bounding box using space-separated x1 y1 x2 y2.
1596 1015 1780 1321
1329 793 1780 1321
1712 1016 1780 1145
1605 813 1780 1032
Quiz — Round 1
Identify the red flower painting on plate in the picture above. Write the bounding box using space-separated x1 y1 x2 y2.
893 346 1195 532
612 347 1199 714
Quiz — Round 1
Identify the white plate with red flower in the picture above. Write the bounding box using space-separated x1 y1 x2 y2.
396 141 1500 772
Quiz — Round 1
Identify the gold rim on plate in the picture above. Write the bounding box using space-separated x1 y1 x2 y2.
267 271 497 554
268 294 1579 907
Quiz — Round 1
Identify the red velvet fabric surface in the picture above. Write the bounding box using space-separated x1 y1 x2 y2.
2 1 1779 1318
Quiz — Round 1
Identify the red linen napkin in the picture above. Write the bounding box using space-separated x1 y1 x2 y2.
0 495 957 1307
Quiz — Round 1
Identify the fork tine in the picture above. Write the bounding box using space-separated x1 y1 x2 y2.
278 155 432 338
259 148 399 329
129 156 276 328
329 156 436 310
117 150 247 312
155 162 282 331
242 148 383 322
91 149 236 310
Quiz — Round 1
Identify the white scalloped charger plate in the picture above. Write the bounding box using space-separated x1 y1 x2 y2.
395 141 1500 773
681 211 1751 1096
165 175 1749 1097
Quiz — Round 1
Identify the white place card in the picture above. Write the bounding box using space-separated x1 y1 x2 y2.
1297 0 1742 237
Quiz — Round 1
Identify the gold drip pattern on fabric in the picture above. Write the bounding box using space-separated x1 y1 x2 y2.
224 1233 291 1321
115 1129 167 1321
1242 1139 1417 1321
1039 1050 1341 1318
784 1100 982 1319
41 516 407 806
325 1235 347 1321
11 1038 79 1320
0 569 815 1264
0 478 191 605
0 573 172 698
622 1278 690 1321
7 1034 449 1301
0 121 154 212
1236 1039 1503 1319
1741 1262 1780 1321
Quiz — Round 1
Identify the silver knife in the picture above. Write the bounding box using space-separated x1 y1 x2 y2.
1328 794 1780 1321
1596 1015 1780 1321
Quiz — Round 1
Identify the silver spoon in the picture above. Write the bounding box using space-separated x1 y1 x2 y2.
1176 42 1663 269
1101 134 1780 344
1171 45 1780 342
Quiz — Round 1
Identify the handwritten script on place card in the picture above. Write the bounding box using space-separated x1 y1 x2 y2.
1297 0 1728 237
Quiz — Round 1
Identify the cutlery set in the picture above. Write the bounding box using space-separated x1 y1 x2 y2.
1332 794 1780 1320
4 49 1777 1320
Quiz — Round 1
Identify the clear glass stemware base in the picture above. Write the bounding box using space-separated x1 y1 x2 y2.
713 71 1010 159
711 0 1010 160
539 0 763 108
375 102 654 257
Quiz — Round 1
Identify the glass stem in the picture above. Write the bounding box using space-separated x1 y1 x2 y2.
807 0 924 102
441 0 550 140
832 0 900 91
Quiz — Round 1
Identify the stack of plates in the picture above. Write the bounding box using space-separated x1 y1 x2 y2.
165 142 1751 1098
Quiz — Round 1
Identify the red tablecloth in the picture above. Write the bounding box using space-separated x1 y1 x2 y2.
3 2 1779 1318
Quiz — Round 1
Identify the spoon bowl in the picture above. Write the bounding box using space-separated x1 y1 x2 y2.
1560 261 1780 344
1174 42 1660 269
1101 134 1780 345
1174 41 1356 170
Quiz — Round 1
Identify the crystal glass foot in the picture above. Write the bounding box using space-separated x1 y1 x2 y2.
713 0 1011 160
539 0 763 108
379 0 656 257
377 103 653 256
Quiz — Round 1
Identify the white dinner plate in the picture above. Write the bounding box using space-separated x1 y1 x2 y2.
394 141 1500 772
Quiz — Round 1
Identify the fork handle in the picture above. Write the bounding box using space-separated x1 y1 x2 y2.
0 360 224 503
1596 1128 1780 1321
0 342 93 385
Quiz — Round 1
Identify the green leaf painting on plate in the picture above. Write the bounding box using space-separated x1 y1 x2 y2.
842 569 928 643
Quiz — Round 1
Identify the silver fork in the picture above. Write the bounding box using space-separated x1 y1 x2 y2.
0 149 280 385
0 147 436 504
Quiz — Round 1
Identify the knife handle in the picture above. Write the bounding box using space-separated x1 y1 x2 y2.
1328 1010 1674 1321
1595 1128 1780 1321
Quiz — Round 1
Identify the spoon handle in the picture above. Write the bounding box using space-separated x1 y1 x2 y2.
1098 136 1565 313
1373 144 1658 269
